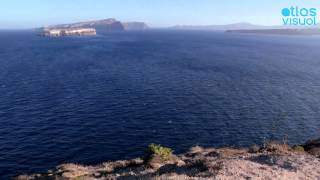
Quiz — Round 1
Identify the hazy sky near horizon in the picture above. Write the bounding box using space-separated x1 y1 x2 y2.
0 0 319 29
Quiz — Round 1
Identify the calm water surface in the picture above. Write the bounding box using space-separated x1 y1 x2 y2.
0 30 320 178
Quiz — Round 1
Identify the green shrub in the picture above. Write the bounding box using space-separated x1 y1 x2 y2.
292 145 305 153
144 144 173 161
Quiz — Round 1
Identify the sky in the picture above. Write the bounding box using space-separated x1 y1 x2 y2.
0 0 319 29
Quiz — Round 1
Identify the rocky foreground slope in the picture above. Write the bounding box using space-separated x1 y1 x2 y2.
17 139 320 180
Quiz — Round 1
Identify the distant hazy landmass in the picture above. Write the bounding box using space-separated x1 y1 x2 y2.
171 22 320 35
169 22 320 31
171 23 273 31
227 28 320 35
122 22 149 30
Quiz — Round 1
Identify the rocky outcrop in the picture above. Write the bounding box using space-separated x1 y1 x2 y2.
122 22 149 30
303 138 320 157
16 140 320 180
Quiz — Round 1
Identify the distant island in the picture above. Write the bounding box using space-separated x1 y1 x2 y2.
171 22 271 31
227 28 320 35
171 22 320 35
40 18 149 37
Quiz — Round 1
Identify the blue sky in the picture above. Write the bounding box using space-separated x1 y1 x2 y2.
0 0 319 29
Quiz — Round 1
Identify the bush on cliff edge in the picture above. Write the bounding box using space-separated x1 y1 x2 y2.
144 144 174 163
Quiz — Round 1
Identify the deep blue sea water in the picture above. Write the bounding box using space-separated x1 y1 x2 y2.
1 30 320 178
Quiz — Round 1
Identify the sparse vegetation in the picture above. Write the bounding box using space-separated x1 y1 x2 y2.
264 141 290 153
292 145 305 153
144 143 173 162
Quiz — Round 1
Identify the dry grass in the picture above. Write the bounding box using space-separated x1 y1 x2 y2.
190 146 205 154
216 148 248 158
264 141 291 153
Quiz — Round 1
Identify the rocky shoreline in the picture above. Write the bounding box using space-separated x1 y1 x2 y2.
17 139 320 180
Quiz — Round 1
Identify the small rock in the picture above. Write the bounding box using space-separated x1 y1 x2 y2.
304 139 320 148
94 172 101 177
303 138 320 156
308 147 320 157
148 162 162 169
16 175 29 180
206 151 220 157
146 154 166 169
249 145 260 153
62 172 74 178
176 160 186 167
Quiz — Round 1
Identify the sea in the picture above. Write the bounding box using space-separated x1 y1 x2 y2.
0 30 320 179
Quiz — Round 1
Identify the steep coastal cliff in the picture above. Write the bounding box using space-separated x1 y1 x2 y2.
43 28 96 37
41 19 149 36
41 18 124 36
46 18 124 32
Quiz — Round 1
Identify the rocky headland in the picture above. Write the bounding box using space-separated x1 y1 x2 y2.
16 138 320 180
41 19 148 37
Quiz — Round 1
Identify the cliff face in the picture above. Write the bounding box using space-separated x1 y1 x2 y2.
44 28 96 37
122 22 149 30
41 19 150 36
45 18 125 34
